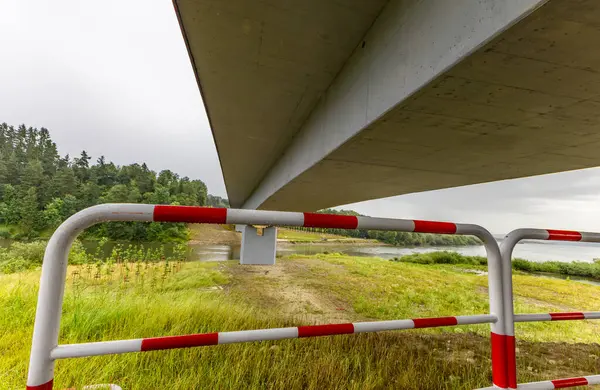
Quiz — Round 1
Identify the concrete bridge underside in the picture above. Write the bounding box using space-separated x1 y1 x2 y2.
175 0 600 211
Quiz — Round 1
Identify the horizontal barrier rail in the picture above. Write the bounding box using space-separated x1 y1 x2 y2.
50 315 497 359
514 312 600 322
517 375 600 389
501 228 600 389
27 204 508 390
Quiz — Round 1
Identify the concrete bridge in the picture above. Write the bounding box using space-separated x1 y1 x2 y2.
173 0 600 263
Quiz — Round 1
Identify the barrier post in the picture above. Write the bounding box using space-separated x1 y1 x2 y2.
457 225 508 389
500 229 549 390
500 228 600 390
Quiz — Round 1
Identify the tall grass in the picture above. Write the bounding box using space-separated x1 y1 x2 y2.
0 240 189 275
1 261 495 390
2 254 600 389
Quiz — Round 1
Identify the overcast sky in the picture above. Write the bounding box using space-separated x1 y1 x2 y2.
2 0 600 235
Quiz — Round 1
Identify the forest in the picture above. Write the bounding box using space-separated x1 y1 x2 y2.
0 122 476 246
0 123 220 241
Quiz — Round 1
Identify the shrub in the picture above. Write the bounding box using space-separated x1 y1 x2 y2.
0 257 31 273
393 251 487 266
0 240 92 273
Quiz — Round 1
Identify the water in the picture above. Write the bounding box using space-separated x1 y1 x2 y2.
2 238 599 263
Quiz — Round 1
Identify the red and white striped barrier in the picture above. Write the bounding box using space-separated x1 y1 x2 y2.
26 204 509 389
50 315 496 359
517 375 600 389
500 228 600 390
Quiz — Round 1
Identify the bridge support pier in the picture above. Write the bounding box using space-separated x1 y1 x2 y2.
240 225 277 265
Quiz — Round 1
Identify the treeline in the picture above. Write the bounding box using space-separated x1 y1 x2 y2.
0 123 212 241
292 209 480 246
207 194 229 208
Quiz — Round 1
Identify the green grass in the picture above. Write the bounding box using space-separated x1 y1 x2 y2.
295 254 600 342
2 254 600 389
395 251 600 281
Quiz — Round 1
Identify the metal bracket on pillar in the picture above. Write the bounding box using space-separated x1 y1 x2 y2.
240 225 277 265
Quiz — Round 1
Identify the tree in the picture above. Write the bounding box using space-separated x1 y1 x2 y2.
51 167 77 197
102 184 130 203
19 187 41 235
43 198 64 229
73 150 91 181
22 160 44 189
0 122 217 241
0 185 20 225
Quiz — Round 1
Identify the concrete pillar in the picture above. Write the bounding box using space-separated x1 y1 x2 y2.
240 225 277 265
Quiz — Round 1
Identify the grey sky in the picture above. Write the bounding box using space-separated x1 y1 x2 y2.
0 0 224 195
1 0 599 235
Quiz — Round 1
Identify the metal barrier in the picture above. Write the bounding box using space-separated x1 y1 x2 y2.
26 204 509 389
498 228 600 390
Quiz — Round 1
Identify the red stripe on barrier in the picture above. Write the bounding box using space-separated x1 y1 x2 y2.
412 317 458 328
153 206 227 224
26 379 53 390
506 335 517 389
549 312 585 321
298 323 355 337
491 332 508 389
303 213 358 229
413 220 457 234
547 229 582 241
551 377 588 388
141 333 219 351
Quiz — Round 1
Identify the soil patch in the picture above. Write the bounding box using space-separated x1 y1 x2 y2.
188 224 241 245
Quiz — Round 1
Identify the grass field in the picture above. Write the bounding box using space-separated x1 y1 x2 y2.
2 254 600 389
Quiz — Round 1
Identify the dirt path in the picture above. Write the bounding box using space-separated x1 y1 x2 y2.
188 224 241 245
226 258 354 323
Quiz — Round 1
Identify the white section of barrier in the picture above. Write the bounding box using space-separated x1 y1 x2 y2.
514 314 552 322
51 339 143 359
352 320 414 333
355 216 414 231
456 315 498 325
226 209 304 226
218 328 299 344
